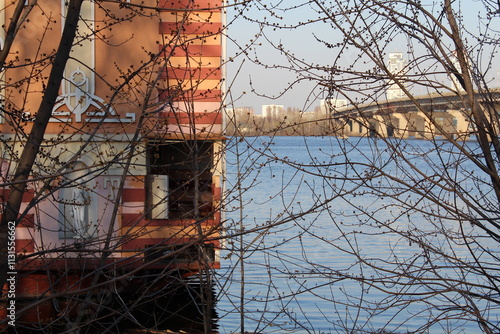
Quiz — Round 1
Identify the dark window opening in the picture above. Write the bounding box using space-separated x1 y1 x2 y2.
147 141 214 219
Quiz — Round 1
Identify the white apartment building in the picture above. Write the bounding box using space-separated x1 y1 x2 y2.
386 52 407 100
262 104 285 119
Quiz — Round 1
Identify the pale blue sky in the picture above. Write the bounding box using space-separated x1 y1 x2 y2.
225 1 495 113
225 1 330 112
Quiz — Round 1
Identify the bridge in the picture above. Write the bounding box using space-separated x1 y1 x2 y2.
330 90 500 140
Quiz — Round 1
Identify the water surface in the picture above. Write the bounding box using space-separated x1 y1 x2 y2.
216 136 494 334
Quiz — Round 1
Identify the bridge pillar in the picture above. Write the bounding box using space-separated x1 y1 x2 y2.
446 109 470 140
391 113 410 139
405 111 433 139
345 116 370 137
414 111 437 140
372 115 389 137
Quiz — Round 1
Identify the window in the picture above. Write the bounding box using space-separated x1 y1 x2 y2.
147 141 213 219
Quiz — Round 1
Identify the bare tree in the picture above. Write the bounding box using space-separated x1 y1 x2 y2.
220 1 500 333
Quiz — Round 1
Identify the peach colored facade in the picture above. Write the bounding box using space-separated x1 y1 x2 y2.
0 0 225 329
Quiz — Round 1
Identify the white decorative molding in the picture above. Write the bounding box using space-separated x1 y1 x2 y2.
53 68 102 122
51 1 135 124
51 68 135 123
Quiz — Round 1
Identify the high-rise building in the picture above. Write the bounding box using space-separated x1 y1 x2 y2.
386 52 407 100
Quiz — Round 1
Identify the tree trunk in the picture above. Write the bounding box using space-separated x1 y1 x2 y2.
0 0 84 289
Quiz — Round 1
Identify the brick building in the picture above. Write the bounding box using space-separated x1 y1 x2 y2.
0 0 225 331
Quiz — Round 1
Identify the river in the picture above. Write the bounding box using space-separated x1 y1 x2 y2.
215 136 496 334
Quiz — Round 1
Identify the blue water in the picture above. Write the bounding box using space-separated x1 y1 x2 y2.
216 136 498 334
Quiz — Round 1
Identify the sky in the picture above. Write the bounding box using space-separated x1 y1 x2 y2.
224 1 494 113
225 1 330 112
